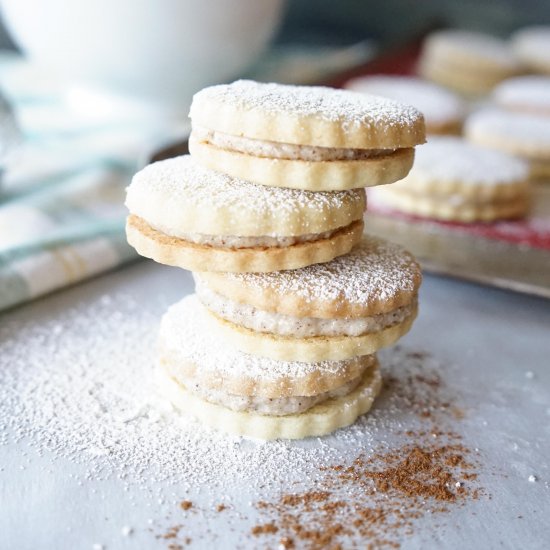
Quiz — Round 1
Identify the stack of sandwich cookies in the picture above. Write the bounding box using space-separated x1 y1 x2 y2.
126 155 365 272
194 237 421 362
511 26 550 75
370 137 530 222
125 79 426 440
189 80 425 191
493 76 550 116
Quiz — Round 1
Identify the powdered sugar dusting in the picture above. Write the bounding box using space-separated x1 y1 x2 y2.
126 154 363 229
190 80 423 128
494 75 550 110
404 136 529 185
160 295 362 381
228 236 420 307
345 75 465 126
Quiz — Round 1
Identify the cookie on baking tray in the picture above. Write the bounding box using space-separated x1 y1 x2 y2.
465 109 550 180
511 26 550 75
345 75 466 135
188 79 425 191
157 295 382 440
493 76 550 116
418 30 522 95
125 155 365 273
193 236 421 362
370 137 530 222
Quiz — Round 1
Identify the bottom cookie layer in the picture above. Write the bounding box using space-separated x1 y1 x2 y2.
126 215 363 273
157 362 382 440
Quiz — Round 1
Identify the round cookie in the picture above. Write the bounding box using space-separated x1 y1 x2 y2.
194 236 421 362
158 295 382 440
465 109 550 180
493 76 550 115
370 137 530 222
511 26 550 74
125 155 365 272
188 79 425 191
345 75 466 135
418 30 522 95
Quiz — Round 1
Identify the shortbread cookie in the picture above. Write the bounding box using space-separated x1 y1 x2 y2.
465 109 550 180
126 155 365 272
158 361 382 440
418 30 522 95
370 137 530 222
511 26 550 74
345 75 466 135
188 79 425 191
158 295 382 439
194 236 421 362
493 76 550 115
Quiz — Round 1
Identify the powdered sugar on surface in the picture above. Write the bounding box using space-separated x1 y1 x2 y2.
228 236 420 307
160 295 364 381
404 136 529 185
345 75 465 126
190 79 423 128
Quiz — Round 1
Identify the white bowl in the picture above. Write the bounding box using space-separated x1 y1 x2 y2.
0 0 285 114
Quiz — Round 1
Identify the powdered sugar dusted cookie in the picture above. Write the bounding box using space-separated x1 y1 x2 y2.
511 26 550 74
493 76 550 115
418 30 522 95
371 136 530 222
189 79 425 191
126 155 365 272
465 109 550 179
345 75 466 135
194 236 421 362
158 295 382 440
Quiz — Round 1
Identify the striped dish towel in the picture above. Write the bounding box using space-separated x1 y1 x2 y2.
0 51 186 312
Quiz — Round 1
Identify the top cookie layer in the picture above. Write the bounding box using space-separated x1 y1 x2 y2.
345 76 465 130
422 30 521 73
189 80 425 149
493 76 550 113
196 236 421 319
389 136 529 198
465 109 550 159
511 26 550 73
125 155 365 237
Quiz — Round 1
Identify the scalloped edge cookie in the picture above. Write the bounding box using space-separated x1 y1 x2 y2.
126 215 364 273
196 236 421 318
206 305 417 362
157 361 382 440
188 136 415 191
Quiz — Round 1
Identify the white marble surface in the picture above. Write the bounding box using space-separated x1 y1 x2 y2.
1 260 549 550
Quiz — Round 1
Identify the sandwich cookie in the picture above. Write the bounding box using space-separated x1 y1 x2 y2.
418 30 522 95
370 137 530 222
194 236 421 362
511 26 550 75
465 109 550 180
125 155 365 273
345 75 466 135
188 79 425 191
493 76 550 116
158 295 382 440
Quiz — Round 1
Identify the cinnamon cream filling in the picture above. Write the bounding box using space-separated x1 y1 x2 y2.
185 374 364 416
192 127 401 162
196 284 416 338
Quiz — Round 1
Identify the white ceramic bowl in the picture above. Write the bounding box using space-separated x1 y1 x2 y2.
0 0 285 113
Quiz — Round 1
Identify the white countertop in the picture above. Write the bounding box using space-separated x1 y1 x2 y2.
1 260 549 550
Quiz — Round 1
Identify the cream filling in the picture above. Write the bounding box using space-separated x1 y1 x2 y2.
196 284 414 337
175 225 341 249
186 374 363 416
193 127 398 162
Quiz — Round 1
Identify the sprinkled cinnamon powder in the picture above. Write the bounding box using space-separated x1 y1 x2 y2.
179 500 193 511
